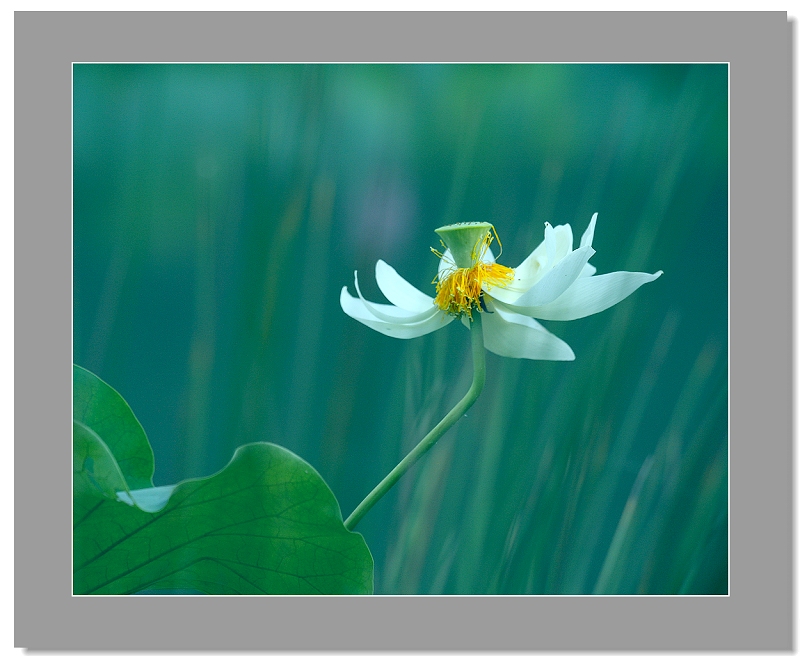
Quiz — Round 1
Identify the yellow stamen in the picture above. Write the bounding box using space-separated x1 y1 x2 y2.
432 228 515 319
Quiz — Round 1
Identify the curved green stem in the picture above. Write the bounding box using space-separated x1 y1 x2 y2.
344 312 486 532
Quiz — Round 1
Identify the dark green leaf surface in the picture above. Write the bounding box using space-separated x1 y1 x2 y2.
73 365 155 489
73 419 131 502
73 365 373 595
74 441 373 595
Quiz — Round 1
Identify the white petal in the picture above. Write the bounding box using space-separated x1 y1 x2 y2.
488 224 573 303
375 260 436 313
544 222 556 266
580 212 598 249
581 263 597 277
506 245 595 307
340 287 454 338
556 223 574 254
481 305 575 361
354 271 439 324
492 301 548 331
517 270 664 321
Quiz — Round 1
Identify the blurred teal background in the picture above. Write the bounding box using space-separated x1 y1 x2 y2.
73 64 728 595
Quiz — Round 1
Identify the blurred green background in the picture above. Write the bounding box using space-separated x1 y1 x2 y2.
73 63 728 595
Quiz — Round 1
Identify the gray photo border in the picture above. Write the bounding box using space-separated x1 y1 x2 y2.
15 11 791 651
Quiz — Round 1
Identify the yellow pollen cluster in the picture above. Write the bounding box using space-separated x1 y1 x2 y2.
432 229 515 319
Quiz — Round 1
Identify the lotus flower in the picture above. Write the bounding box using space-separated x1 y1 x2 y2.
340 214 662 360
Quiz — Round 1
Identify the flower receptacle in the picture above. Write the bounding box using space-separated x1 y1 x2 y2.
435 222 493 269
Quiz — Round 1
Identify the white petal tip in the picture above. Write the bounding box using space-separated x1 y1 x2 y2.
339 286 354 312
654 270 664 278
559 345 576 361
580 213 599 249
